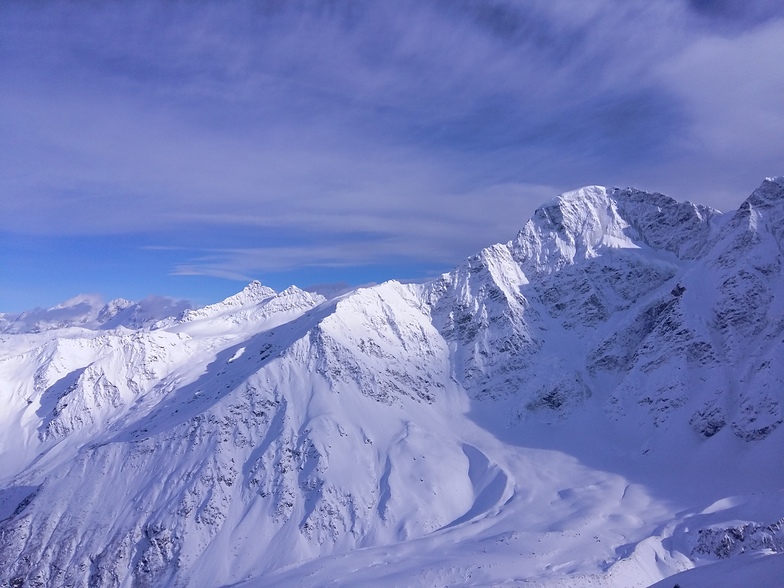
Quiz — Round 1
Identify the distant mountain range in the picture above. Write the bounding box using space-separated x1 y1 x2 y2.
1 178 783 587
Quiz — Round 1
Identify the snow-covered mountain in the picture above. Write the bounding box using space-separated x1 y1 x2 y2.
0 295 192 334
1 178 783 588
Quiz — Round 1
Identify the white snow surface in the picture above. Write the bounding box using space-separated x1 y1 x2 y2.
1 179 784 587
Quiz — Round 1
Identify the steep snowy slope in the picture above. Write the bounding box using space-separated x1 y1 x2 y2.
1 178 783 588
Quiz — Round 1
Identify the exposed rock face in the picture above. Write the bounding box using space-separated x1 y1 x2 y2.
1 178 783 587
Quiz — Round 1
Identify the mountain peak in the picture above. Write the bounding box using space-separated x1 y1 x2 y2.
511 185 638 274
221 280 277 307
723 175 784 250
543 184 608 206
511 184 720 272
743 176 784 209
176 281 276 324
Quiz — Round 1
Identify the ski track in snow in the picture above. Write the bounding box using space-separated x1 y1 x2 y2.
1 179 784 587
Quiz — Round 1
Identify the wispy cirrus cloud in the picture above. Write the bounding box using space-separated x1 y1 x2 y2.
1 0 783 308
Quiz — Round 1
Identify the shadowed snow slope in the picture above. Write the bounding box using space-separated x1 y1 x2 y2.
1 178 783 588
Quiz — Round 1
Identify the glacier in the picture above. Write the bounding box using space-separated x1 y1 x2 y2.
1 178 783 587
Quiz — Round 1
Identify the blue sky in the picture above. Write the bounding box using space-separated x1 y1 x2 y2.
2 0 783 312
